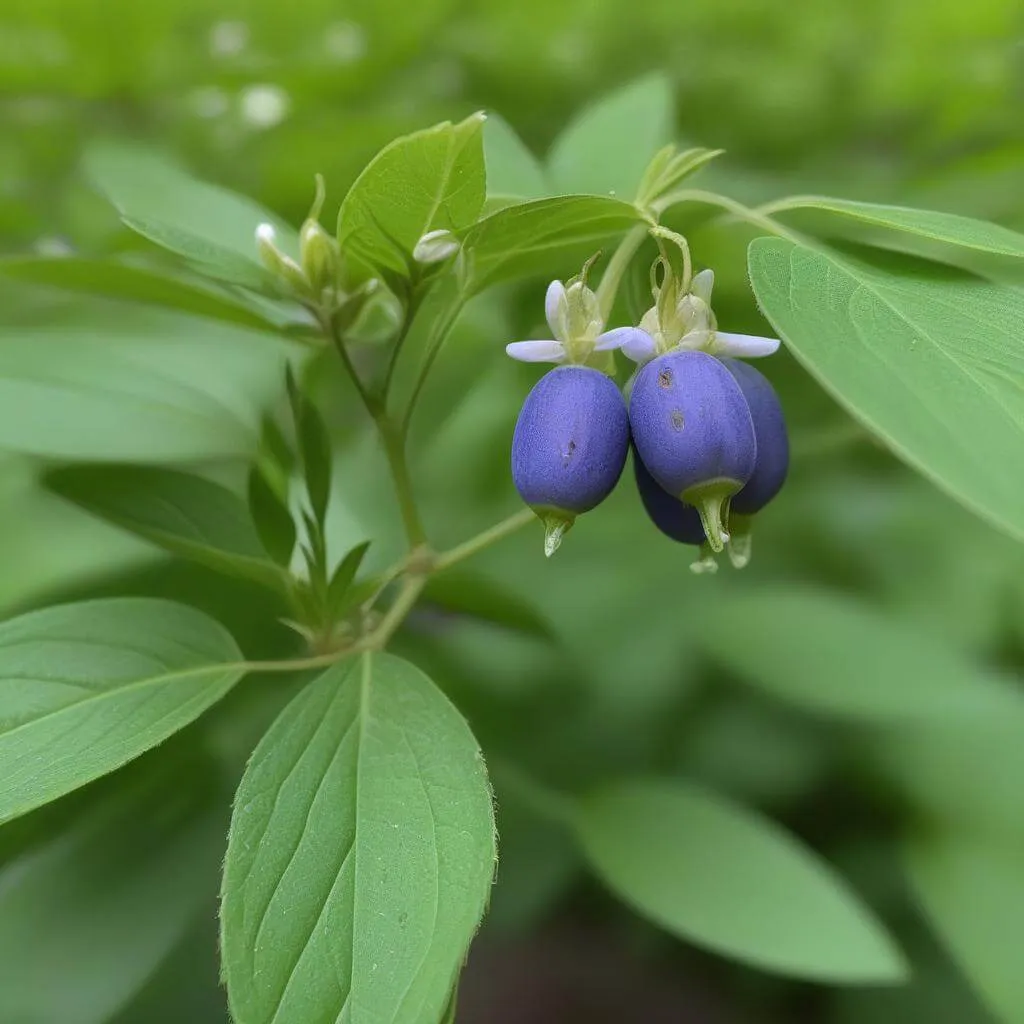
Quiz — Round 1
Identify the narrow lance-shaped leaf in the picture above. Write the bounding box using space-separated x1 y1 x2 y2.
748 237 1024 543
327 540 372 617
221 653 496 1024
0 598 244 824
286 368 333 528
247 466 296 568
86 142 298 287
0 257 286 332
575 779 907 983
47 464 289 593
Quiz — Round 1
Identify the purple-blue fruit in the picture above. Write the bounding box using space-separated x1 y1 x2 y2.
634 452 705 545
721 358 789 516
512 365 630 554
629 350 756 551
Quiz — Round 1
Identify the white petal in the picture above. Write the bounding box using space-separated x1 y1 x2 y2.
690 268 714 304
505 339 567 363
255 222 276 243
617 328 659 364
594 326 650 354
545 280 568 340
713 331 780 358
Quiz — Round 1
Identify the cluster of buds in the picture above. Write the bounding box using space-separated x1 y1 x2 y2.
507 240 788 570
255 174 377 326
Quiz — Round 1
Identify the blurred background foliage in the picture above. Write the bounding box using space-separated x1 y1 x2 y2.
1 0 1023 1022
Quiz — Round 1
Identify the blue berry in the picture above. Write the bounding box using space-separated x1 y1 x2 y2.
512 365 630 554
629 350 755 551
720 358 789 516
634 452 705 546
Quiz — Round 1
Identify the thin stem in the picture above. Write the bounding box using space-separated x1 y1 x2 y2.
432 508 535 571
323 309 426 548
653 188 805 243
379 417 427 546
367 573 427 649
400 289 467 436
381 281 424 398
321 309 377 413
595 224 649 321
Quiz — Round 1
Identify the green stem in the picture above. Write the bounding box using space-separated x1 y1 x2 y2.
400 289 466 436
379 417 427 547
432 508 536 571
595 224 649 321
367 574 427 649
652 188 805 243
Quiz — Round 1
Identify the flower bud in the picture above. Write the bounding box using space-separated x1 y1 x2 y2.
512 365 630 556
256 223 309 294
629 350 756 552
413 228 460 264
299 219 340 295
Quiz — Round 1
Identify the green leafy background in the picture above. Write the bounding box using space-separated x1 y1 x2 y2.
1 0 1023 1022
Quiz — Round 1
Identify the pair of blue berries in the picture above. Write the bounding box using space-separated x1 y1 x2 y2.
511 349 789 565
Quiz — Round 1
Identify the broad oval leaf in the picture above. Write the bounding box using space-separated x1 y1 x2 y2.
483 114 548 203
906 832 1024 1023
337 114 487 278
0 598 243 824
463 195 642 293
694 586 1024 723
221 652 495 1024
0 300 295 462
766 196 1024 261
47 464 288 593
548 72 674 200
749 237 1024 542
0 753 224 1024
576 780 907 983
86 142 297 284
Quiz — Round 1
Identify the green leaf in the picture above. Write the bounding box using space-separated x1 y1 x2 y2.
0 301 296 462
575 780 907 983
694 586 1024 723
86 142 297 285
0 755 224 1024
0 257 287 331
421 568 553 640
0 598 244 824
47 464 288 593
906 832 1024 1023
286 370 333 527
327 540 372 617
221 653 495 1024
548 73 674 200
766 196 1024 261
483 114 548 201
463 195 643 293
870 719 1024 844
247 467 297 569
748 237 1024 542
337 114 487 277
